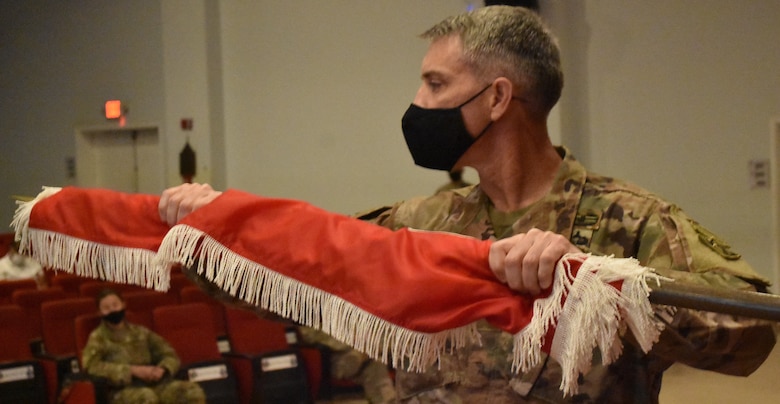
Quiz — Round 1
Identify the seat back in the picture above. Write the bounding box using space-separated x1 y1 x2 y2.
78 281 144 300
224 306 290 355
167 270 194 299
36 298 94 404
12 287 68 339
0 278 37 304
0 305 35 361
153 303 221 364
223 306 319 403
40 298 96 357
153 303 239 404
74 313 102 368
49 274 91 298
0 306 51 404
122 290 178 329
180 285 228 338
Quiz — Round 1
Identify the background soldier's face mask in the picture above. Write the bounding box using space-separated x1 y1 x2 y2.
402 84 493 171
103 309 126 325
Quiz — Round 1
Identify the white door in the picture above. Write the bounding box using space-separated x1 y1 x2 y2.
75 125 164 194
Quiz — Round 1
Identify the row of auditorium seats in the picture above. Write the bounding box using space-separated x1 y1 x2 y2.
1 271 198 302
0 271 365 404
0 272 222 351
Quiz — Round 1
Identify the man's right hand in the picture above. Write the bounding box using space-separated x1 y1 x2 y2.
488 228 580 296
158 183 222 226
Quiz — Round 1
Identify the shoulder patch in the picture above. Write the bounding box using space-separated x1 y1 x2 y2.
688 219 742 260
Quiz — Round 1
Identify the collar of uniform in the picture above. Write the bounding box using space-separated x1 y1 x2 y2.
506 146 587 238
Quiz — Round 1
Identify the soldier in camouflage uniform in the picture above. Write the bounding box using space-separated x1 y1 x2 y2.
81 289 206 404
359 6 774 402
157 5 776 404
357 146 775 403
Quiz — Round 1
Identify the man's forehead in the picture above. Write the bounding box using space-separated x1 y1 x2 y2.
99 294 122 306
420 35 469 78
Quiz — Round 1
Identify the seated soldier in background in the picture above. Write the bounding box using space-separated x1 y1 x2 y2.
81 288 206 404
296 325 398 403
0 240 44 285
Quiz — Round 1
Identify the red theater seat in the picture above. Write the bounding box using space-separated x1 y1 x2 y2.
78 281 146 300
167 269 194 298
0 305 48 403
179 285 228 339
48 273 93 298
0 305 36 362
11 287 68 354
224 306 320 403
38 298 96 403
122 290 179 329
153 303 239 403
73 313 102 368
0 278 37 304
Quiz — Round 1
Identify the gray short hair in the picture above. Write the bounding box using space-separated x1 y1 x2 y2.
421 6 563 118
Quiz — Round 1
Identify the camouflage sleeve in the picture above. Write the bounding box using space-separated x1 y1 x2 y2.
635 204 776 376
146 327 181 376
81 328 133 386
353 192 459 230
354 203 404 228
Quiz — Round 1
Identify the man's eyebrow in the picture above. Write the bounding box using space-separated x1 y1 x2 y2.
422 70 446 81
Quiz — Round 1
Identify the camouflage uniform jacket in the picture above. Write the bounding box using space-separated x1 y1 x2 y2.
82 321 181 387
357 147 776 403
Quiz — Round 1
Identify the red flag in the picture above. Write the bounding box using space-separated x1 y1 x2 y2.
12 186 663 395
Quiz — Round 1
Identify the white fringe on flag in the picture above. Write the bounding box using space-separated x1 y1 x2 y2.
155 224 482 373
11 186 167 290
512 253 667 396
11 186 62 252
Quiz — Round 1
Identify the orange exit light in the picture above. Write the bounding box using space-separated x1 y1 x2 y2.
105 100 122 119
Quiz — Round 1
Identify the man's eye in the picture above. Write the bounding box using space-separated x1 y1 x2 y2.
428 82 442 91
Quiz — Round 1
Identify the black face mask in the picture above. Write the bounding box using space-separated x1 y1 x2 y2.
103 309 126 325
401 84 493 171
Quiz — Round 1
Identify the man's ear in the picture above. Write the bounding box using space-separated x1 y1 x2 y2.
489 77 514 121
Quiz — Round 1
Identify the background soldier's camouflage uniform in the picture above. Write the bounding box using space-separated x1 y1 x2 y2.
354 147 776 403
298 325 398 403
82 320 206 404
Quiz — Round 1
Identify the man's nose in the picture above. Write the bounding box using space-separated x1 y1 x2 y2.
412 86 428 108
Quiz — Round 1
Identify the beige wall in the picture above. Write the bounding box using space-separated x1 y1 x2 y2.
544 1 780 286
0 0 165 222
217 0 472 214
1 1 778 283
